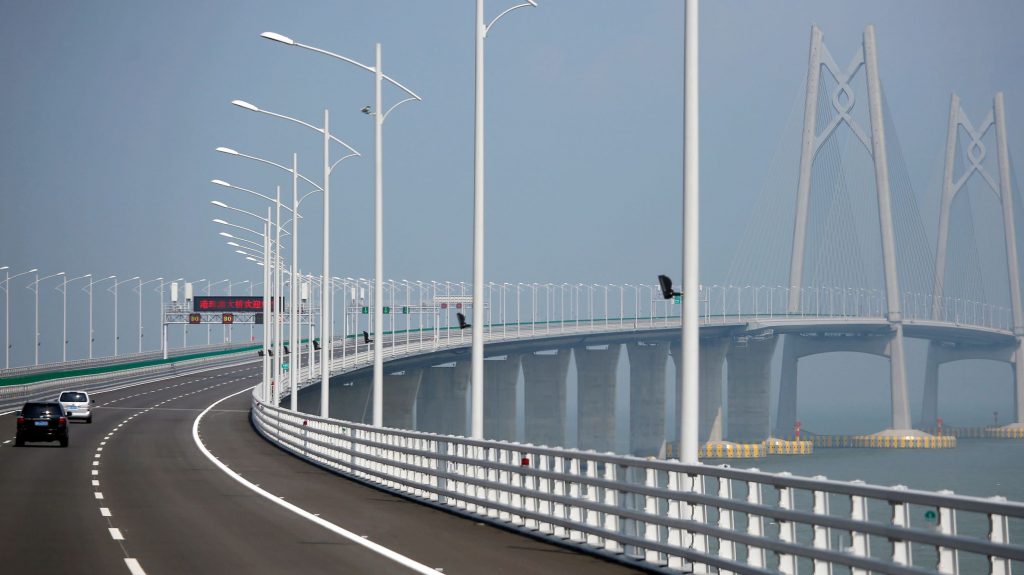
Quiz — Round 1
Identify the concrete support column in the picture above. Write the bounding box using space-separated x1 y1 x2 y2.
626 341 669 457
383 369 423 430
775 336 799 438
522 349 571 447
484 354 522 441
416 362 471 436
574 344 622 453
1015 339 1024 425
669 338 730 444
919 342 943 429
726 336 778 443
699 339 729 443
887 325 911 430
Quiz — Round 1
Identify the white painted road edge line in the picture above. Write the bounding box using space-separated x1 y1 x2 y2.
192 386 438 575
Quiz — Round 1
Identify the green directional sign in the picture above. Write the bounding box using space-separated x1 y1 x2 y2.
924 510 937 523
402 306 409 314
383 306 391 314
673 295 682 304
281 362 289 371
361 306 369 314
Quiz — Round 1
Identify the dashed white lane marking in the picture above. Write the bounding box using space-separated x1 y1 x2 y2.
93 461 100 466
109 528 124 540
93 480 100 487
92 470 99 476
95 492 104 500
124 558 146 575
2 440 9 444
193 387 438 575
100 507 111 517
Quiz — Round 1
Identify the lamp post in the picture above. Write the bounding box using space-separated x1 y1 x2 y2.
261 32 419 426
215 147 330 413
87 275 116 359
62 274 91 361
110 276 140 357
217 143 348 412
469 0 539 437
1 267 37 368
679 0 700 464
28 271 64 365
136 277 163 353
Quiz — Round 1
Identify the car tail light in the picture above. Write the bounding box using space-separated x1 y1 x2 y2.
16 416 24 425
58 417 67 425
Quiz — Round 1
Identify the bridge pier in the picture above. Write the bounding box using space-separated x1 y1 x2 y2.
726 336 777 443
416 362 471 436
919 340 1017 428
522 349 571 447
626 341 669 456
574 344 622 453
383 370 423 430
670 338 730 444
484 354 521 441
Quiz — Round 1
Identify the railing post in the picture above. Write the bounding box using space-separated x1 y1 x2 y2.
602 463 623 554
811 476 832 575
717 476 736 570
936 490 959 574
568 458 585 543
849 480 871 575
643 467 661 563
777 473 797 575
989 496 1011 575
537 454 553 535
890 485 912 566
685 472 708 572
552 456 568 538
584 460 603 547
745 474 766 569
666 470 687 570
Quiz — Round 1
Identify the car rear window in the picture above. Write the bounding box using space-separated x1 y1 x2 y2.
59 392 87 402
22 403 62 418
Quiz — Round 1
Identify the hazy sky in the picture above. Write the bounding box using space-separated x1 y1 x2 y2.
1 1 1022 425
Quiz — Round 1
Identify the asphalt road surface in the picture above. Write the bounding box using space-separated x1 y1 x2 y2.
0 363 648 574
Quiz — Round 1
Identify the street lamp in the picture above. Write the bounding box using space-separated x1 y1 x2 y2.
261 31 419 426
470 0 539 437
28 271 64 365
86 275 116 359
110 276 140 356
1 267 37 368
228 100 360 413
680 0 700 463
137 277 163 353
62 274 92 361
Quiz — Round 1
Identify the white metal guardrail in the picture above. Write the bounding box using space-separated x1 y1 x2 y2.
252 393 1024 574
255 320 1023 574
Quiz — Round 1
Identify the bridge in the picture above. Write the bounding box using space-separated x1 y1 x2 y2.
3 12 1024 575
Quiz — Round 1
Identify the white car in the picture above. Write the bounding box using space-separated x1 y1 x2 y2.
57 390 94 423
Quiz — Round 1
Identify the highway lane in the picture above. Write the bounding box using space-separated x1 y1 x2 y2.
0 361 648 574
0 363 257 573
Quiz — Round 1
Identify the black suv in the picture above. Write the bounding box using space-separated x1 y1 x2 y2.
16 402 69 447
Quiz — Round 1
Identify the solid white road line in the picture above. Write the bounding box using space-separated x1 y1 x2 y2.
193 387 439 575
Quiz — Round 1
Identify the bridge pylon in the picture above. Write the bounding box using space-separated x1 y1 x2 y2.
931 92 1024 428
785 24 911 432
